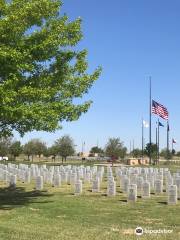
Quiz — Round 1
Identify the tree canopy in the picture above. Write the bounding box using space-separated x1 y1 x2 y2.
90 146 104 154
55 135 75 162
145 143 158 162
131 148 142 158
9 140 22 160
105 138 127 159
160 148 172 160
0 0 101 137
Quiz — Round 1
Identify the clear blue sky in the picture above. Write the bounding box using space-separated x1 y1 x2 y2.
15 0 180 152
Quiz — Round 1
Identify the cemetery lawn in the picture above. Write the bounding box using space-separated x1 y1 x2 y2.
0 171 179 240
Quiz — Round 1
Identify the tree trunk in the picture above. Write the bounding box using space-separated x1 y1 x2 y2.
32 155 34 162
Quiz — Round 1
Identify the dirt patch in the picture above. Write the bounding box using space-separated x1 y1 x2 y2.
122 228 134 235
29 207 40 211
144 218 162 224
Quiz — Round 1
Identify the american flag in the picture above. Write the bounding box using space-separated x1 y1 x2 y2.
152 100 169 120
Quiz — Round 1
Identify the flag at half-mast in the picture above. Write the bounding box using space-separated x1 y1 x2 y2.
152 100 169 120
172 138 177 144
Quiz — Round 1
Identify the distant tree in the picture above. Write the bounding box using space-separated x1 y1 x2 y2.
105 138 127 160
33 139 47 160
90 146 104 154
43 147 51 160
0 137 12 157
49 145 59 162
131 148 142 158
160 148 172 160
145 143 158 163
23 139 38 161
176 151 180 157
55 135 75 163
160 148 167 158
166 149 172 160
9 141 22 160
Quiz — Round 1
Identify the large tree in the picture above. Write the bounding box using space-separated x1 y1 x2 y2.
105 138 127 160
0 0 101 137
145 143 158 163
23 139 37 161
90 146 104 154
23 138 46 161
55 135 75 163
9 140 22 160
33 139 47 160
49 144 59 162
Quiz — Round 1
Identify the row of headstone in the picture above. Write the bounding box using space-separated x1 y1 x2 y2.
0 164 105 191
0 164 179 204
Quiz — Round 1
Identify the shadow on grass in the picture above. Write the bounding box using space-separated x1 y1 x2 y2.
158 201 167 205
101 193 107 197
0 186 53 210
87 189 92 192
119 199 127 203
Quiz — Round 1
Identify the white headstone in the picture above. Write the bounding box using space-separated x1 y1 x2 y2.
127 184 137 203
53 174 61 187
9 175 16 188
92 178 100 193
74 180 82 195
107 180 116 196
36 176 43 190
25 170 31 184
142 181 150 198
122 176 130 193
136 177 143 195
61 172 68 183
70 173 77 185
154 179 163 194
168 185 177 205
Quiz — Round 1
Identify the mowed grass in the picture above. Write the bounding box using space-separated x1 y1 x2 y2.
0 166 179 240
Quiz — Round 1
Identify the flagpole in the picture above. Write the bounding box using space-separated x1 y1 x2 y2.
172 139 173 153
82 141 84 156
155 123 158 165
133 139 134 152
142 118 144 159
157 118 160 164
149 77 152 164
167 121 169 160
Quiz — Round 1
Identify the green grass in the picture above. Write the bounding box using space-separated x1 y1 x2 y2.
0 166 180 240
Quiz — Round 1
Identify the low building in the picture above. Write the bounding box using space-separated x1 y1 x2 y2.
127 158 149 165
